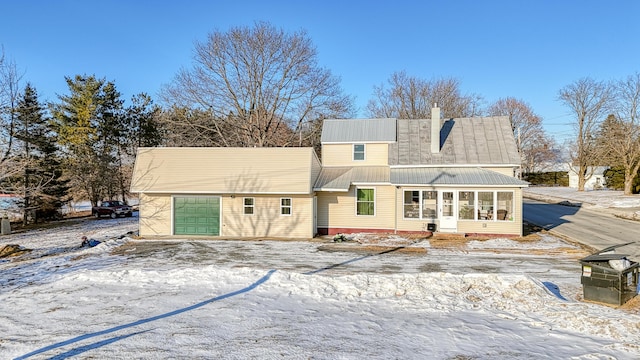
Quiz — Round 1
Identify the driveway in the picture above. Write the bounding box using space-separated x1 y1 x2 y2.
524 198 640 261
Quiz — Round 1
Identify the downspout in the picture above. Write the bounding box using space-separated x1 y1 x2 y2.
394 186 398 234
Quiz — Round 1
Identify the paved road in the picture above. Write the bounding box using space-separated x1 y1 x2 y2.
524 198 640 261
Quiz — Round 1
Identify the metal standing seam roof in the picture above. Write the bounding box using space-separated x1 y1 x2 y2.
390 167 529 186
321 118 397 143
313 166 391 191
390 116 521 166
313 166 527 191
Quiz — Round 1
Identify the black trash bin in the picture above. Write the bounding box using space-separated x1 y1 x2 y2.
580 242 639 306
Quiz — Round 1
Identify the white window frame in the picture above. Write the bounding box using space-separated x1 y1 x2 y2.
496 191 515 221
280 197 292 216
402 189 438 220
353 144 365 161
403 190 421 219
243 197 254 215
454 190 515 222
355 187 375 216
476 191 494 221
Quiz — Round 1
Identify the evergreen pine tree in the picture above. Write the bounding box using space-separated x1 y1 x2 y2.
14 83 69 224
51 75 126 206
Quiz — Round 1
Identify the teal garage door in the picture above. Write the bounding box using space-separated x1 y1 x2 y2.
174 196 220 236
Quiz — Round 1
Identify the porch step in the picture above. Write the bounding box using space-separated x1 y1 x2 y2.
432 232 467 240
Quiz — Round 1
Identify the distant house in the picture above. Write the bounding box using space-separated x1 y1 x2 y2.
568 166 608 190
131 105 528 238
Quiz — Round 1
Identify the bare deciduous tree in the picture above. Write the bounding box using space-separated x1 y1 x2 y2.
559 78 613 191
158 106 227 147
161 22 354 147
0 47 24 195
598 73 640 195
487 97 557 174
366 71 483 119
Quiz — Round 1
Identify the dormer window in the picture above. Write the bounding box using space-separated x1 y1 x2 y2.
353 144 365 161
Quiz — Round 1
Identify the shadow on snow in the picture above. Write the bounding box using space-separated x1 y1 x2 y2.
14 269 276 359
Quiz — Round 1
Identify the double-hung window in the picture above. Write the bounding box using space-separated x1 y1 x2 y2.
280 198 292 216
243 197 254 215
356 188 375 216
353 144 365 161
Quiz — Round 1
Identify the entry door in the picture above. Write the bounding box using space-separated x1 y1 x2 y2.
439 191 457 232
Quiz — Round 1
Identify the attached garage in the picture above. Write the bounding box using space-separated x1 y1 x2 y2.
173 196 220 236
131 147 321 238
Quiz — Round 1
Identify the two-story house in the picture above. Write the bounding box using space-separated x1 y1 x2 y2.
130 105 528 238
315 106 528 236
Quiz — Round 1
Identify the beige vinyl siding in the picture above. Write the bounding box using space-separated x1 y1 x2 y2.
222 194 314 238
131 147 316 194
321 143 389 167
138 193 172 236
139 193 314 238
484 167 517 177
316 185 395 231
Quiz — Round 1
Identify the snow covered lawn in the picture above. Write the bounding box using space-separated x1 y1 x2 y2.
2 215 640 359
525 186 640 210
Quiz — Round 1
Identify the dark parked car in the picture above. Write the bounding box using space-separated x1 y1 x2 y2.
92 200 133 219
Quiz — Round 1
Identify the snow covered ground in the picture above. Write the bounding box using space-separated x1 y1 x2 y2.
525 186 640 212
2 200 640 358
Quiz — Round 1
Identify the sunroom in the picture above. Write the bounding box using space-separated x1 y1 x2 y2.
392 167 528 236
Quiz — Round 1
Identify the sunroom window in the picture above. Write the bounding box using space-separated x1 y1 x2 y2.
402 190 437 219
478 192 494 220
497 192 513 220
422 191 437 218
458 191 475 220
403 191 420 218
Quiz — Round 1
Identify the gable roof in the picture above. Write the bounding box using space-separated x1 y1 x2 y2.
131 147 321 194
322 116 521 166
389 116 521 166
321 118 397 143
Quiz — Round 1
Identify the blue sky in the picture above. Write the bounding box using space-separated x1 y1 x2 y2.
1 0 638 144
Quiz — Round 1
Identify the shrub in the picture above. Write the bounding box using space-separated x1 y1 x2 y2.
523 172 569 186
333 233 349 242
604 166 640 193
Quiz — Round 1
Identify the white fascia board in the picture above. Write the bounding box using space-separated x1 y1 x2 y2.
351 182 393 186
321 141 396 145
390 164 520 169
392 184 528 188
313 188 350 192
135 190 313 195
